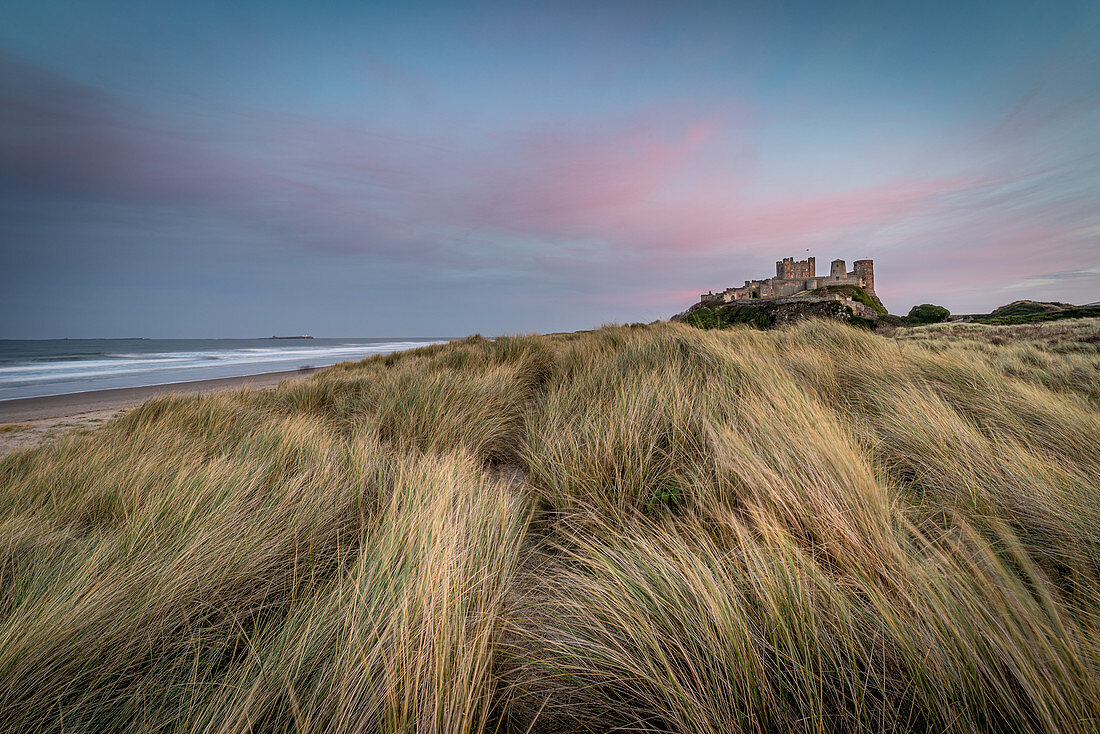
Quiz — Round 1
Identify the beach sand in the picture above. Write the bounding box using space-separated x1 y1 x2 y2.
0 369 315 457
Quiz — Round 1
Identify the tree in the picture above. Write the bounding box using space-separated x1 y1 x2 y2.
907 303 950 324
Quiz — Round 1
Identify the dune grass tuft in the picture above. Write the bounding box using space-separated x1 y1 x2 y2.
2 319 1100 732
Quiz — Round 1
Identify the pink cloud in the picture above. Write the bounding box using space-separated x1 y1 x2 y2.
626 178 981 254
7 52 1094 319
451 116 725 232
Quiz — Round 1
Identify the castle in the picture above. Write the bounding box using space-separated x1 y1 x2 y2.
700 256 876 305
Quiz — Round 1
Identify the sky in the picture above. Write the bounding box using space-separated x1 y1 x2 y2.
1 0 1098 338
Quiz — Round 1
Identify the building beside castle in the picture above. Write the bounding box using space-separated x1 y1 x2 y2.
700 256 876 305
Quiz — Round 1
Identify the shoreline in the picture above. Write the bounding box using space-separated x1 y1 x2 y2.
0 369 316 457
0 368 316 423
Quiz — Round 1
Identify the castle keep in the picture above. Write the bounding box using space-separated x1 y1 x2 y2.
701 256 875 305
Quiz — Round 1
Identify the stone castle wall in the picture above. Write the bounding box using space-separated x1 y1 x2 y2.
777 257 815 279
699 255 877 309
853 259 874 294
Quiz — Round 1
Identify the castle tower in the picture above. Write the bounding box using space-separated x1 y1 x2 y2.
853 259 875 294
807 257 816 278
776 257 794 279
831 259 846 278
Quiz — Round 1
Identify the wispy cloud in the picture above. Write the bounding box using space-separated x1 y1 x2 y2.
2 0 1099 339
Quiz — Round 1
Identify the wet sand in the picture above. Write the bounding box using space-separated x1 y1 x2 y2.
0 369 315 457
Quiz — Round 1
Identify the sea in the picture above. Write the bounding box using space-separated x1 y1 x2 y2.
0 337 451 402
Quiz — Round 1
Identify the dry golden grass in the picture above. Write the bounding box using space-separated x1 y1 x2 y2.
1 318 1099 732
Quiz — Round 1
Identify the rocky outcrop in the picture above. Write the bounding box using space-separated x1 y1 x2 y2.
676 298 875 330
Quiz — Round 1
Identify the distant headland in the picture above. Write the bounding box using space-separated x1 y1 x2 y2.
269 335 314 340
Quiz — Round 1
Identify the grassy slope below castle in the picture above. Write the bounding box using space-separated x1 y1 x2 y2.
2 319 1100 732
680 295 878 330
679 284 885 332
809 283 888 313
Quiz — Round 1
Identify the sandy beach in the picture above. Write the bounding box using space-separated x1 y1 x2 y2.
0 368 315 457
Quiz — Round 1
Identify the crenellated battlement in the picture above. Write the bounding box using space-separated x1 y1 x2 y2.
699 255 877 307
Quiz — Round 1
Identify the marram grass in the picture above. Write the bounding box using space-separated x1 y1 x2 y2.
2 319 1100 732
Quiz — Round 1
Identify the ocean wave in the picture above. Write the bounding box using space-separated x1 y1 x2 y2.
0 340 446 399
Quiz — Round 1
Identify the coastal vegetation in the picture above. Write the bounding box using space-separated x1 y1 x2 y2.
970 300 1100 326
682 295 1100 333
681 298 863 330
905 303 951 324
2 318 1100 732
990 300 1074 318
809 283 888 314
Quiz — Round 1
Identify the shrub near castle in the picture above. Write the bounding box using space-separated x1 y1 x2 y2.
907 303 951 324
